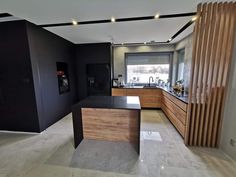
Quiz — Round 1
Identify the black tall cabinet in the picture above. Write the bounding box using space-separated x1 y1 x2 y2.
75 43 112 101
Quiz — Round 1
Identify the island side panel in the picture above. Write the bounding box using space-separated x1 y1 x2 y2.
72 106 84 148
81 108 140 153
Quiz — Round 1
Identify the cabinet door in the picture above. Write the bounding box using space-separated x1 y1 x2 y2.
112 88 126 96
162 95 187 125
126 89 143 96
162 91 187 111
140 96 161 108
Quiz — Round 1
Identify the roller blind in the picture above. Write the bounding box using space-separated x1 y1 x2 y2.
126 53 171 65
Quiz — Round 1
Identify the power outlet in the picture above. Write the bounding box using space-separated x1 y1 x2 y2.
230 139 236 147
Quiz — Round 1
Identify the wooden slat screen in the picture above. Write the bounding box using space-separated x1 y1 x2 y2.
185 2 236 147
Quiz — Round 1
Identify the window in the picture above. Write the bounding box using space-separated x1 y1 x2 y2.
125 53 172 85
176 49 185 81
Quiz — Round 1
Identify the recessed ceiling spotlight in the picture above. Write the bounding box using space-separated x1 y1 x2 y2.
191 16 198 22
144 42 147 44
111 17 116 23
168 38 172 42
72 19 78 25
155 13 160 19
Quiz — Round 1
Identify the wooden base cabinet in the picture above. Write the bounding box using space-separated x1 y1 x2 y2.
140 89 162 108
112 88 188 138
112 88 162 108
161 91 188 137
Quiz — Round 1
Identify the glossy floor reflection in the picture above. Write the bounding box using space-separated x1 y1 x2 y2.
0 110 236 177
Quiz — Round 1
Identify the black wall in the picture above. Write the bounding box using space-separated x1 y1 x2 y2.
0 20 77 132
0 21 40 132
75 43 112 100
26 22 77 131
0 20 112 132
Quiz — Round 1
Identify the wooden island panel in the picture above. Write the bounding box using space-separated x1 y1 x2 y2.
82 108 140 143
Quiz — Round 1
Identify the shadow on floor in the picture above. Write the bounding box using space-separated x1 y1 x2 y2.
70 140 139 174
0 132 37 147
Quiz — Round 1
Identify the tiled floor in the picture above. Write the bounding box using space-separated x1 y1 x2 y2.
0 110 236 177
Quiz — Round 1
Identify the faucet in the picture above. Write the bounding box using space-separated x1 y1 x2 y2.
148 76 154 86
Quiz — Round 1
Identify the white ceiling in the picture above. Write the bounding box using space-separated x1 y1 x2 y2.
0 0 222 44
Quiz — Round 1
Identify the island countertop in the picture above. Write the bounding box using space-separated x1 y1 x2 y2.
72 96 141 110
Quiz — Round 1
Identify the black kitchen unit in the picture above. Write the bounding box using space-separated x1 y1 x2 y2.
87 63 111 96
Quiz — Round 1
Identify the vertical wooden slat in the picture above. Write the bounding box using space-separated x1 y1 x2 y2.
189 4 203 146
197 3 213 146
218 3 236 147
203 3 219 146
193 4 208 146
185 2 236 147
214 2 236 147
184 5 201 144
212 2 230 147
207 3 225 147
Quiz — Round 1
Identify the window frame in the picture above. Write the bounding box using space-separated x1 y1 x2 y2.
176 48 185 81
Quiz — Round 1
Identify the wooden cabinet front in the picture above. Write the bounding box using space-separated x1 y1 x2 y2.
140 89 162 108
112 88 127 96
112 88 162 108
161 91 188 137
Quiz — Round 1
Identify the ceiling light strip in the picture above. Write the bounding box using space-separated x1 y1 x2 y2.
167 20 195 42
39 12 196 28
113 41 168 46
160 12 196 18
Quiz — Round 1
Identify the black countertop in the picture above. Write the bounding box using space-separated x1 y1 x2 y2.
113 86 188 104
72 96 141 110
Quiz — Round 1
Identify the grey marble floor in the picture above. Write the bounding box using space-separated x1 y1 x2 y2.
0 110 236 177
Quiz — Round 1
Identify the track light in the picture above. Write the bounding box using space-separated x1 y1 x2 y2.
111 17 116 22
191 16 197 22
154 13 160 19
72 19 78 25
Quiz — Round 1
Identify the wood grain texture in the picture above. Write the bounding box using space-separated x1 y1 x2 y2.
162 91 188 112
162 95 187 125
185 2 236 147
161 103 186 137
81 108 140 144
161 91 188 137
112 88 127 96
112 88 162 108
126 89 143 96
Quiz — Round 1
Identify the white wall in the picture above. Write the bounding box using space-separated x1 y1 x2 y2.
220 34 236 160
113 44 175 79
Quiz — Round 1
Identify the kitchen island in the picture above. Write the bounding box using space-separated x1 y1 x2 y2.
72 96 141 154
